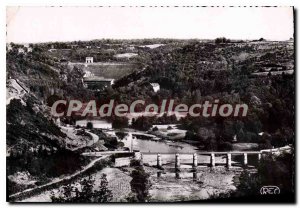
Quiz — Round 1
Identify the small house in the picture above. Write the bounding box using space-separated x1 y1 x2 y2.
85 57 93 63
150 83 160 92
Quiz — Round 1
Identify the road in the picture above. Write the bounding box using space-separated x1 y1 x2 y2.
9 155 109 202
60 125 99 151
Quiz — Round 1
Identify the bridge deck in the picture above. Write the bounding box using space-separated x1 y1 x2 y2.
82 150 268 156
140 151 261 155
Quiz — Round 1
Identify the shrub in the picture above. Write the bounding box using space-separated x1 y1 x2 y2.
130 159 141 167
86 122 93 129
152 126 159 131
112 117 129 129
218 141 233 151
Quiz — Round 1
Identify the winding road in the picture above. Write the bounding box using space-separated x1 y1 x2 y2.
9 155 109 202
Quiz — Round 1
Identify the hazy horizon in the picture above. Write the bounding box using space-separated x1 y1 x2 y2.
7 7 294 43
6 37 294 44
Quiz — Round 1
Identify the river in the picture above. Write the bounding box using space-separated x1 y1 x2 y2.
122 131 198 154
76 119 198 153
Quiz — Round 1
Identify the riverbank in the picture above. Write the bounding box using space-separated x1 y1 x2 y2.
119 165 238 202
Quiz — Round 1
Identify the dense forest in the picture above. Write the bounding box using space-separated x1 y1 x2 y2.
7 39 295 152
107 40 294 151
6 39 294 196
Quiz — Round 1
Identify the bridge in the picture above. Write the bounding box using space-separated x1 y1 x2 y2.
81 145 292 170
10 146 291 201
82 146 291 170
140 151 261 169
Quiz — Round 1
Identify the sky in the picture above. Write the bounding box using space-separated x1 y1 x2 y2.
6 6 294 43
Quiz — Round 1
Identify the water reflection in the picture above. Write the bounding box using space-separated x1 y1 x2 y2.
193 172 197 181
157 172 162 178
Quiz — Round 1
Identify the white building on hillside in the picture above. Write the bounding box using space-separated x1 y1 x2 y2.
85 57 93 63
150 83 160 92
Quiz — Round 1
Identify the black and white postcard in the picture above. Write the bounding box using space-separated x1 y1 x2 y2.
6 6 295 203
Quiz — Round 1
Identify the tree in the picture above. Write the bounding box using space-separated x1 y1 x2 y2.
96 174 113 202
51 174 112 202
115 131 128 140
104 137 118 149
233 151 294 199
215 37 230 44
218 141 233 151
112 117 129 129
131 116 153 131
129 166 151 202
152 126 159 131
86 122 93 129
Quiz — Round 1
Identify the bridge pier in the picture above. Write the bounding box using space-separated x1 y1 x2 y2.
258 153 261 161
210 153 215 167
137 151 265 170
157 154 162 168
193 153 198 167
243 153 248 166
140 153 143 166
227 153 232 168
193 172 197 181
175 153 180 170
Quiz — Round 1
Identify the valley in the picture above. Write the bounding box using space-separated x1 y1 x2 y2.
6 38 295 202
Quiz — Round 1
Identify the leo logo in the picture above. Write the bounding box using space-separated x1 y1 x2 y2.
260 186 280 195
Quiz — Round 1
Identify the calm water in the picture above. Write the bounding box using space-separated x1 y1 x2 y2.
76 119 196 153
76 120 112 129
121 132 198 154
